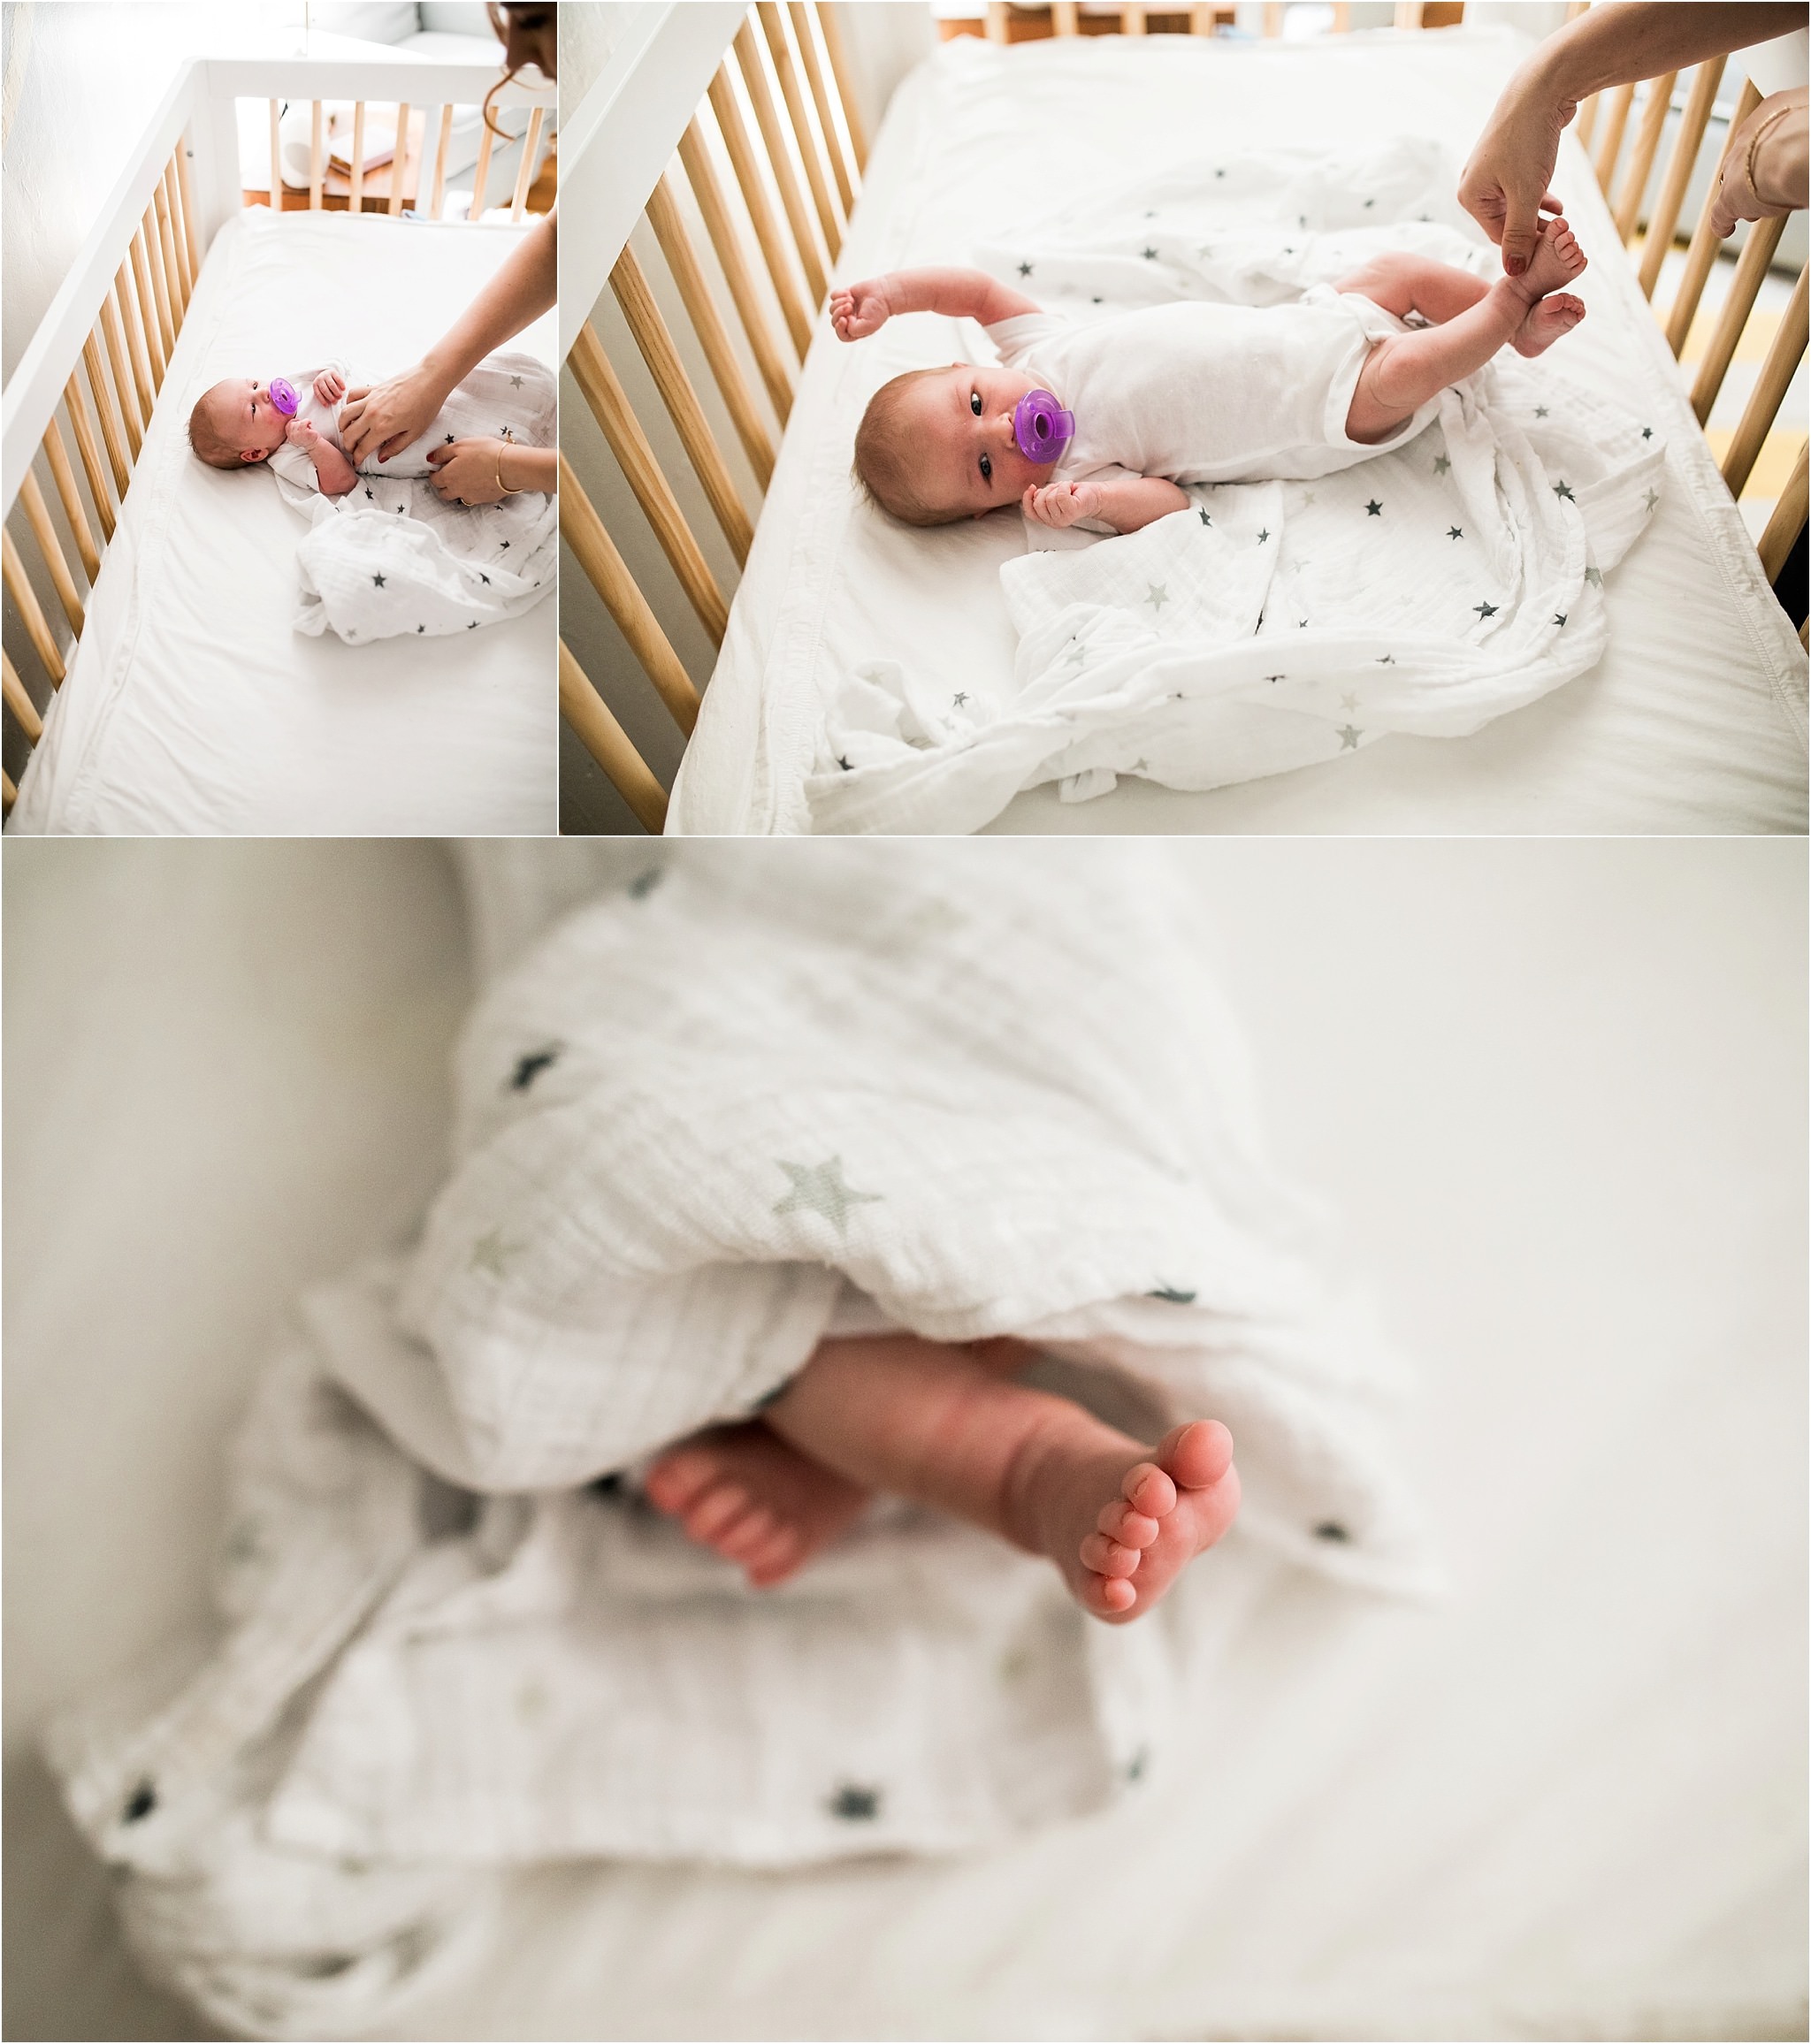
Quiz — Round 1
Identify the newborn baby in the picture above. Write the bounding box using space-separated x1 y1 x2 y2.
187 365 361 496
837 222 1587 534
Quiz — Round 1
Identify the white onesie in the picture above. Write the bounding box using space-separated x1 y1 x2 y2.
987 287 1439 489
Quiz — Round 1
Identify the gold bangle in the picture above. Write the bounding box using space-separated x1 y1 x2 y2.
1745 102 1794 210
494 445 523 497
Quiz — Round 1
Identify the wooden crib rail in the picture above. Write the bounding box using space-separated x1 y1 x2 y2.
561 0 860 828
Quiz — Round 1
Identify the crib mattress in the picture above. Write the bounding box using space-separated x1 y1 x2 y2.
668 27 1807 835
7 210 554 836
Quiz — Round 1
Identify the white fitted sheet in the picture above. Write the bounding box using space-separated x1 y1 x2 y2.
7 211 555 836
4 840 1804 2042
668 28 1807 835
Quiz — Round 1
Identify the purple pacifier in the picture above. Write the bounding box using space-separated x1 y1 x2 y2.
1012 387 1074 464
268 376 299 416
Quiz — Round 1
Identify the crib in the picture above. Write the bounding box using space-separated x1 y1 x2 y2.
0 48 557 835
559 0 1807 834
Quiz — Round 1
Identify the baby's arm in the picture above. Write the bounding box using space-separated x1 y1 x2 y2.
1025 476 1189 537
831 267 1040 341
286 416 358 499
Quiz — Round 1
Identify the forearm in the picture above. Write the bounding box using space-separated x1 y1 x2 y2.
881 265 1040 325
499 444 556 495
1092 475 1190 534
1524 3 1805 105
309 442 359 497
417 209 556 400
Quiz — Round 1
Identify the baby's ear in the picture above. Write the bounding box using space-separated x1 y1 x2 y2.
241 447 269 463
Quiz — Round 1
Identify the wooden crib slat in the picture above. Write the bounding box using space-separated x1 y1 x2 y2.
390 103 412 216
471 109 496 222
568 328 730 644
1054 2 1080 30
648 173 777 491
1691 212 1787 424
175 133 202 282
609 256 755 566
1720 262 1807 499
115 265 157 426
1611 70 1677 243
1122 6 1149 34
98 290 145 457
679 118 796 424
431 104 454 221
559 637 670 833
511 106 546 222
18 473 84 637
162 156 194 309
707 69 814 360
142 202 177 362
81 336 132 500
559 456 704 732
1392 3 1425 27
1638 57 1724 301
309 101 325 210
815 4 868 173
734 20 828 306
64 375 116 544
2 767 15 815
791 3 856 215
1592 80 1636 191
4 651 45 743
3 530 68 686
1759 443 1808 584
131 228 167 385
986 3 1009 42
270 99 283 209
760 3 842 260
1330 3 1350 29
349 102 367 214
42 418 101 583
1666 79 1762 357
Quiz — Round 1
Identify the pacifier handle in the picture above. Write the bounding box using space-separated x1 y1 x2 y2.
1012 388 1074 465
269 377 299 416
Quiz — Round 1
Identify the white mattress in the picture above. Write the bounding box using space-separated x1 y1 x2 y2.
8 211 555 835
4 838 1804 2041
669 28 1807 835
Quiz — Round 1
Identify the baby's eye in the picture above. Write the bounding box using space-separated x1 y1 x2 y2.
970 390 982 416
980 453 992 482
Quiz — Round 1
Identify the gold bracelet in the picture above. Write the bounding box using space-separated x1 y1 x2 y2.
1745 102 1794 209
494 446 523 497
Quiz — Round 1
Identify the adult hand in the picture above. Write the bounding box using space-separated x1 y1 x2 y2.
1457 72 1568 277
338 362 454 465
426 437 516 505
1709 85 1809 238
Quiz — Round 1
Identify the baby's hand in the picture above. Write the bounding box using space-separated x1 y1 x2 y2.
829 277 893 341
1022 480 1099 529
285 416 317 447
312 367 347 404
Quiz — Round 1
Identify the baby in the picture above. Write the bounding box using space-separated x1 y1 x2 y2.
837 221 1587 534
187 366 360 497
643 1329 1240 1626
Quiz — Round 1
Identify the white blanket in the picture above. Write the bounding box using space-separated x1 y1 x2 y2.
47 844 1435 2038
813 149 1661 834
280 353 557 644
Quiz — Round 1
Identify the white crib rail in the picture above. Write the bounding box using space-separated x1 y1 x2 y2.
0 51 554 817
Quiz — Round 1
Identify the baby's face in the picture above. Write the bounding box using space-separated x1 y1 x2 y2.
897 362 1053 519
200 378 292 462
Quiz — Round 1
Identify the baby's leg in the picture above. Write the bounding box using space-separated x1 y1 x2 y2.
1334 249 1492 327
1343 218 1587 443
760 1332 1240 1624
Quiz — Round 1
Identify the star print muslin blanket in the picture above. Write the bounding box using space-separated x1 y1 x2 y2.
48 846 1435 2040
812 143 1662 835
278 352 556 644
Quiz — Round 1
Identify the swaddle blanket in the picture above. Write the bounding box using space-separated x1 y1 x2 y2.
277 352 556 644
812 144 1662 835
50 844 1435 2040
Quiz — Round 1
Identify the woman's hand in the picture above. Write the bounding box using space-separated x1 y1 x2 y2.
425 436 540 505
1457 68 1568 277
311 366 347 406
829 277 895 341
338 363 455 464
1709 86 1809 238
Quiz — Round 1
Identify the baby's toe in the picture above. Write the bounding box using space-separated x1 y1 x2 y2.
1159 1418 1234 1491
1081 1530 1142 1578
684 1481 750 1542
1090 1572 1137 1616
1122 1461 1178 1520
1097 1497 1161 1549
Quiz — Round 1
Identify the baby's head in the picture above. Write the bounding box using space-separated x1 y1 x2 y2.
855 362 1051 524
188 377 291 469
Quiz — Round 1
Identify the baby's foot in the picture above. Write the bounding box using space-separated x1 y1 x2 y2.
1015 1418 1240 1624
1511 215 1587 304
643 1419 873 1588
1512 290 1586 357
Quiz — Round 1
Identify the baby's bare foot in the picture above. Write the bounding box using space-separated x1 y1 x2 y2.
1512 290 1586 357
1511 215 1587 304
644 1419 873 1587
1015 1418 1240 1624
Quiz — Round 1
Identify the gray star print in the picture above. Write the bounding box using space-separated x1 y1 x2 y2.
1473 601 1499 619
1553 480 1575 501
1198 508 1211 526
1433 454 1451 476
1142 246 1158 260
1018 261 1033 278
1341 691 1358 710
1131 757 1150 772
1448 527 1463 540
1643 488 1660 512
372 573 386 587
1257 528 1270 544
1365 500 1382 516
951 690 969 707
510 374 523 386
1534 405 1549 418
1336 725 1362 750
774 1157 882 1238
1145 583 1169 613
1585 566 1603 587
